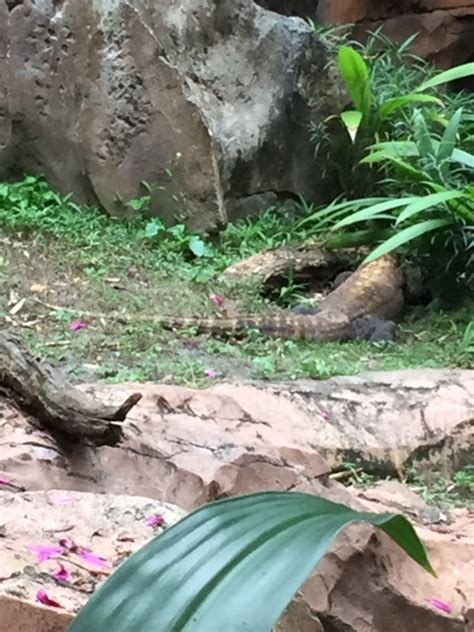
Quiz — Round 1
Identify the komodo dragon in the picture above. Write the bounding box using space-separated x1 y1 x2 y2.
157 310 352 341
157 310 397 342
19 256 400 342
157 254 403 342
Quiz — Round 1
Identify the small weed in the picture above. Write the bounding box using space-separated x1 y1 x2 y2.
337 461 378 487
457 321 474 367
408 466 474 509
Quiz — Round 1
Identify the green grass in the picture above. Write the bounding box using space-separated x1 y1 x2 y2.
0 175 472 385
408 465 474 509
336 462 474 509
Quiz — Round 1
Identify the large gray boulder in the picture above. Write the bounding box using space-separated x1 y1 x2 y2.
0 0 344 229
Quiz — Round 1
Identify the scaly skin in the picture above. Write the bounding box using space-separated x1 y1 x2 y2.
158 310 352 341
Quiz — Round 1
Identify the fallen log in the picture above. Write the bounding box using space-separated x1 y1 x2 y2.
0 332 141 445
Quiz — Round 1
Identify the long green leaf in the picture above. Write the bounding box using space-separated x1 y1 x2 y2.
338 46 372 118
68 492 434 632
364 218 453 263
295 197 386 229
332 197 419 229
396 190 465 224
417 62 474 92
362 141 419 163
452 148 474 169
413 110 435 159
363 141 474 170
437 108 463 164
361 149 425 180
378 93 443 119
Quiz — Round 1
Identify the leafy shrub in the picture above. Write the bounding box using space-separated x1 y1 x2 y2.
325 107 474 302
310 30 438 195
304 30 474 304
310 29 473 199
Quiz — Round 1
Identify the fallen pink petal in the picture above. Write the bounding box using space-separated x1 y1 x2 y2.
70 319 88 332
52 564 71 582
36 589 62 609
79 548 110 569
0 477 11 486
209 293 225 307
146 514 166 528
205 368 217 378
28 544 64 563
427 598 452 614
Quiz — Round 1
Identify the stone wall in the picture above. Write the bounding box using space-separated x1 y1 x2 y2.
0 0 345 229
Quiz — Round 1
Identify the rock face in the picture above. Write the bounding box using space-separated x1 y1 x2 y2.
0 0 344 229
318 1 474 70
1 369 473 629
0 490 186 631
1 370 472 506
259 1 474 71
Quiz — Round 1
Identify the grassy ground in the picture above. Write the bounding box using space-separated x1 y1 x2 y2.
1 175 473 508
339 462 474 510
1 176 473 388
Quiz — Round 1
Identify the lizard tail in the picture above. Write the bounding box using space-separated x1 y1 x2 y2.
158 312 350 340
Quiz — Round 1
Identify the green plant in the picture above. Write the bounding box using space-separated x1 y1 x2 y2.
303 103 474 302
311 29 474 197
409 465 474 508
311 33 436 195
458 320 474 366
336 40 474 145
339 461 377 487
68 492 433 631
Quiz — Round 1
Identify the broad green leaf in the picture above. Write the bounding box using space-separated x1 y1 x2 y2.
437 108 463 163
340 110 362 142
364 218 453 263
68 492 434 632
396 190 465 225
417 62 474 92
332 197 419 230
188 236 209 257
338 46 372 118
144 221 163 238
378 94 443 119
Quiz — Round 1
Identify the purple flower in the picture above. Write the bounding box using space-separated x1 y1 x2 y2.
0 477 10 486
146 514 166 528
427 598 452 614
319 407 330 421
52 564 71 582
70 319 88 332
36 589 62 608
79 548 110 569
28 544 64 563
209 293 225 307
204 368 217 378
